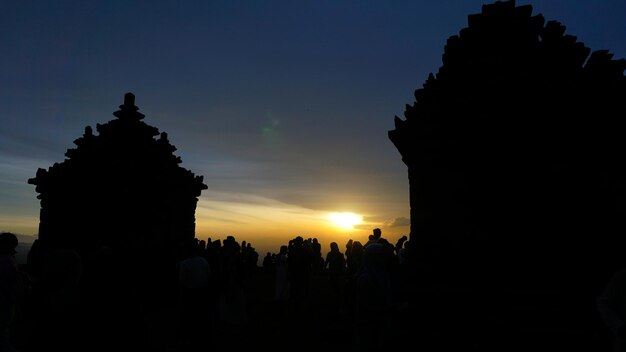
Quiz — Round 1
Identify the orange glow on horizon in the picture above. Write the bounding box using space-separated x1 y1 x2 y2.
193 197 387 254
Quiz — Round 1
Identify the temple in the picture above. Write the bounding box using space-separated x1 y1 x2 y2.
389 0 626 347
28 93 207 290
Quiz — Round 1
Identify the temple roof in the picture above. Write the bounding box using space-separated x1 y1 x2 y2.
29 93 208 198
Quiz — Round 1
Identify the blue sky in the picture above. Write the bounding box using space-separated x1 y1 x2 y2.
1 0 625 257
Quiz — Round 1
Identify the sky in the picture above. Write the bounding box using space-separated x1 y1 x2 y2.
1 0 625 260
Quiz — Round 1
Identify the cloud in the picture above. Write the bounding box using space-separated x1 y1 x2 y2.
386 216 410 227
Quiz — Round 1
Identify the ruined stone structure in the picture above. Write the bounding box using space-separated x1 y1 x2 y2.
28 93 207 288
389 0 626 347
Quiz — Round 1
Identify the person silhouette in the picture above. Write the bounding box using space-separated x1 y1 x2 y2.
263 252 274 272
287 236 313 315
343 239 364 336
353 236 395 351
325 242 347 314
0 232 19 352
35 248 82 351
311 238 324 273
598 267 626 351
365 228 383 248
274 245 290 306
218 236 247 327
178 238 212 349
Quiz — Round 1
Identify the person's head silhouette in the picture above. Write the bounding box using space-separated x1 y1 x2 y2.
373 228 382 241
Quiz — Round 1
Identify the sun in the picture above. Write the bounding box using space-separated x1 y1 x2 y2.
328 212 363 230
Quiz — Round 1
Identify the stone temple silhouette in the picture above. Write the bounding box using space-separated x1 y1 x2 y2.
389 0 626 348
28 93 207 292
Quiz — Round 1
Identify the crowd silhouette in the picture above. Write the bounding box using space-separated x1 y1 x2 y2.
4 229 626 351
4 229 418 352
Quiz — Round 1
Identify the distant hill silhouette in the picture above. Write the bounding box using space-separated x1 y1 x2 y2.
389 0 626 350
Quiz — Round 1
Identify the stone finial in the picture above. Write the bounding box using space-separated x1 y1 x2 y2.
124 92 135 107
113 92 145 120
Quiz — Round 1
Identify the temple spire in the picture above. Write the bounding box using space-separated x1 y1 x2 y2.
113 92 145 120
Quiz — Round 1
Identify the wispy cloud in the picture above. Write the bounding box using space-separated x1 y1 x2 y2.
385 216 410 227
0 155 56 177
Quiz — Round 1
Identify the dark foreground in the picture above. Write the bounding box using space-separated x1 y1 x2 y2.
9 268 408 352
8 267 617 352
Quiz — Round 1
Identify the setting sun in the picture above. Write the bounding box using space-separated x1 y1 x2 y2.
328 212 363 230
